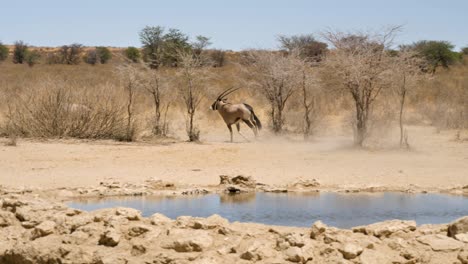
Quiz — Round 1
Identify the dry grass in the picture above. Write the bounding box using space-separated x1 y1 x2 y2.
0 49 467 145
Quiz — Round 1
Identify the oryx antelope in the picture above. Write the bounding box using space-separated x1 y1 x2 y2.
210 88 262 142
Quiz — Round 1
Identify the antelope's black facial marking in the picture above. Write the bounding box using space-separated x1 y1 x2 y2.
210 99 221 110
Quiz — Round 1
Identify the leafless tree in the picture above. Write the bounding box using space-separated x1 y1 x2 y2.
321 27 401 146
244 51 303 133
300 63 321 139
389 50 424 147
176 50 209 141
142 67 171 136
117 64 143 141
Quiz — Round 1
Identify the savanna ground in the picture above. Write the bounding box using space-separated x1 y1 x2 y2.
0 48 467 192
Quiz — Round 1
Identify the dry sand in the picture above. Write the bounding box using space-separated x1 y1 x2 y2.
0 125 467 191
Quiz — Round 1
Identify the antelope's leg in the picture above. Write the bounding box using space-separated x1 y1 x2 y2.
236 122 250 142
227 124 233 142
243 119 257 137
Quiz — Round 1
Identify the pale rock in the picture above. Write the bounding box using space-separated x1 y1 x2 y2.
455 233 468 243
149 213 172 225
115 207 141 220
131 243 146 256
459 250 468 264
310 220 327 239
352 220 416 238
448 216 468 237
192 214 229 229
167 232 213 252
359 249 405 264
31 220 56 239
67 230 89 245
416 234 463 251
285 246 304 262
21 220 39 229
99 229 121 247
67 214 94 231
14 206 33 222
65 208 82 216
240 241 264 261
128 224 150 237
0 211 17 227
284 232 305 248
339 243 363 260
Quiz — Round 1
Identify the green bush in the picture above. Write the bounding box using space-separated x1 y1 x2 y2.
96 46 112 64
461 47 468 55
25 50 41 67
13 41 28 64
0 42 8 62
402 40 460 73
125 47 140 62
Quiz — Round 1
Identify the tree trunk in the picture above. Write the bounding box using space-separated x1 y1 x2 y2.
399 74 407 147
302 70 311 140
126 85 133 141
151 91 161 135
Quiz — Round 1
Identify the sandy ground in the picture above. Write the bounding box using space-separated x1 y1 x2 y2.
0 125 467 190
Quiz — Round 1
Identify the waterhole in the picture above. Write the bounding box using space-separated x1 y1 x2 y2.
68 192 468 228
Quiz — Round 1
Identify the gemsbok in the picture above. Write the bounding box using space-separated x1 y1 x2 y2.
210 87 262 142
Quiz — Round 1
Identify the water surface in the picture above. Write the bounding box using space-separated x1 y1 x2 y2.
68 192 468 228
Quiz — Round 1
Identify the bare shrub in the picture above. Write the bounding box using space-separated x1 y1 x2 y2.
59 43 83 65
5 79 127 139
206 49 225 67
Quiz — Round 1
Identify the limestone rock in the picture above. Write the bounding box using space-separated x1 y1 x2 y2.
99 229 121 247
282 232 305 248
0 211 17 227
31 220 56 239
310 220 327 239
416 234 463 251
167 233 213 252
459 250 468 264
150 213 172 225
353 220 416 238
192 214 229 230
448 216 468 237
339 243 363 260
455 233 468 243
359 249 405 264
128 224 150 237
285 246 304 263
115 207 141 220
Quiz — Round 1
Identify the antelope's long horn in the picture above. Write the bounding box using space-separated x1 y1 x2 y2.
220 87 240 99
217 87 236 100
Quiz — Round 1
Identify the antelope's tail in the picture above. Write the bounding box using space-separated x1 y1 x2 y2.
244 103 262 130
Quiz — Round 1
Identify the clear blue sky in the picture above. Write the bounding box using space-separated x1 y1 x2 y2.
1 0 467 50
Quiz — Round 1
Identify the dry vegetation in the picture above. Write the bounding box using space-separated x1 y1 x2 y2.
0 29 467 147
